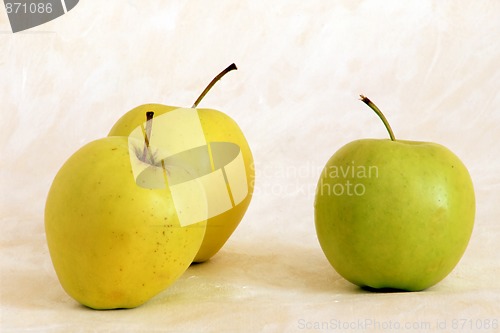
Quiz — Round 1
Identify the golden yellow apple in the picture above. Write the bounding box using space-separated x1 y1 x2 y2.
108 64 254 262
45 136 207 309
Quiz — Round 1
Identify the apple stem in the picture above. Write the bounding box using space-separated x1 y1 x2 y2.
191 63 237 108
360 95 396 141
142 111 154 162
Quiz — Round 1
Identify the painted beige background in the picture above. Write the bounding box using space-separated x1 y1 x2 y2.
1 1 499 332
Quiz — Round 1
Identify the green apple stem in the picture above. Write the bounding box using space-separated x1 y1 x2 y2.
191 63 237 108
360 95 396 141
142 111 154 162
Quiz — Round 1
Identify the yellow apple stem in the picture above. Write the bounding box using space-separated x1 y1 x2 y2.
191 63 238 108
360 95 396 141
142 111 154 162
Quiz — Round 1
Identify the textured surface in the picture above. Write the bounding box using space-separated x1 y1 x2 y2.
1 1 499 332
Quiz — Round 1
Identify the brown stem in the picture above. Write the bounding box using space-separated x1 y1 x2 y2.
142 111 154 162
191 63 237 108
360 95 396 141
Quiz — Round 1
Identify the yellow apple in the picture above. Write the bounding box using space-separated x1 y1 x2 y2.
108 64 254 262
45 136 207 309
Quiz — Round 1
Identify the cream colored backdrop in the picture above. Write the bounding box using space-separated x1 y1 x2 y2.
1 1 499 331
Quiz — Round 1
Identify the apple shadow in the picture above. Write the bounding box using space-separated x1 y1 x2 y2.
359 286 414 294
173 235 361 299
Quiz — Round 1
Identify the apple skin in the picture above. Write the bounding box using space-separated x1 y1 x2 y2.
314 139 475 291
108 104 254 262
45 136 206 309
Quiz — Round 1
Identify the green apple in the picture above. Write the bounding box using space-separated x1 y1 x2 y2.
314 95 475 291
108 64 254 262
45 134 207 309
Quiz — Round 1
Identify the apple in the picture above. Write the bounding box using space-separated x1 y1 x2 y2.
108 64 254 262
45 131 207 309
314 95 475 291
